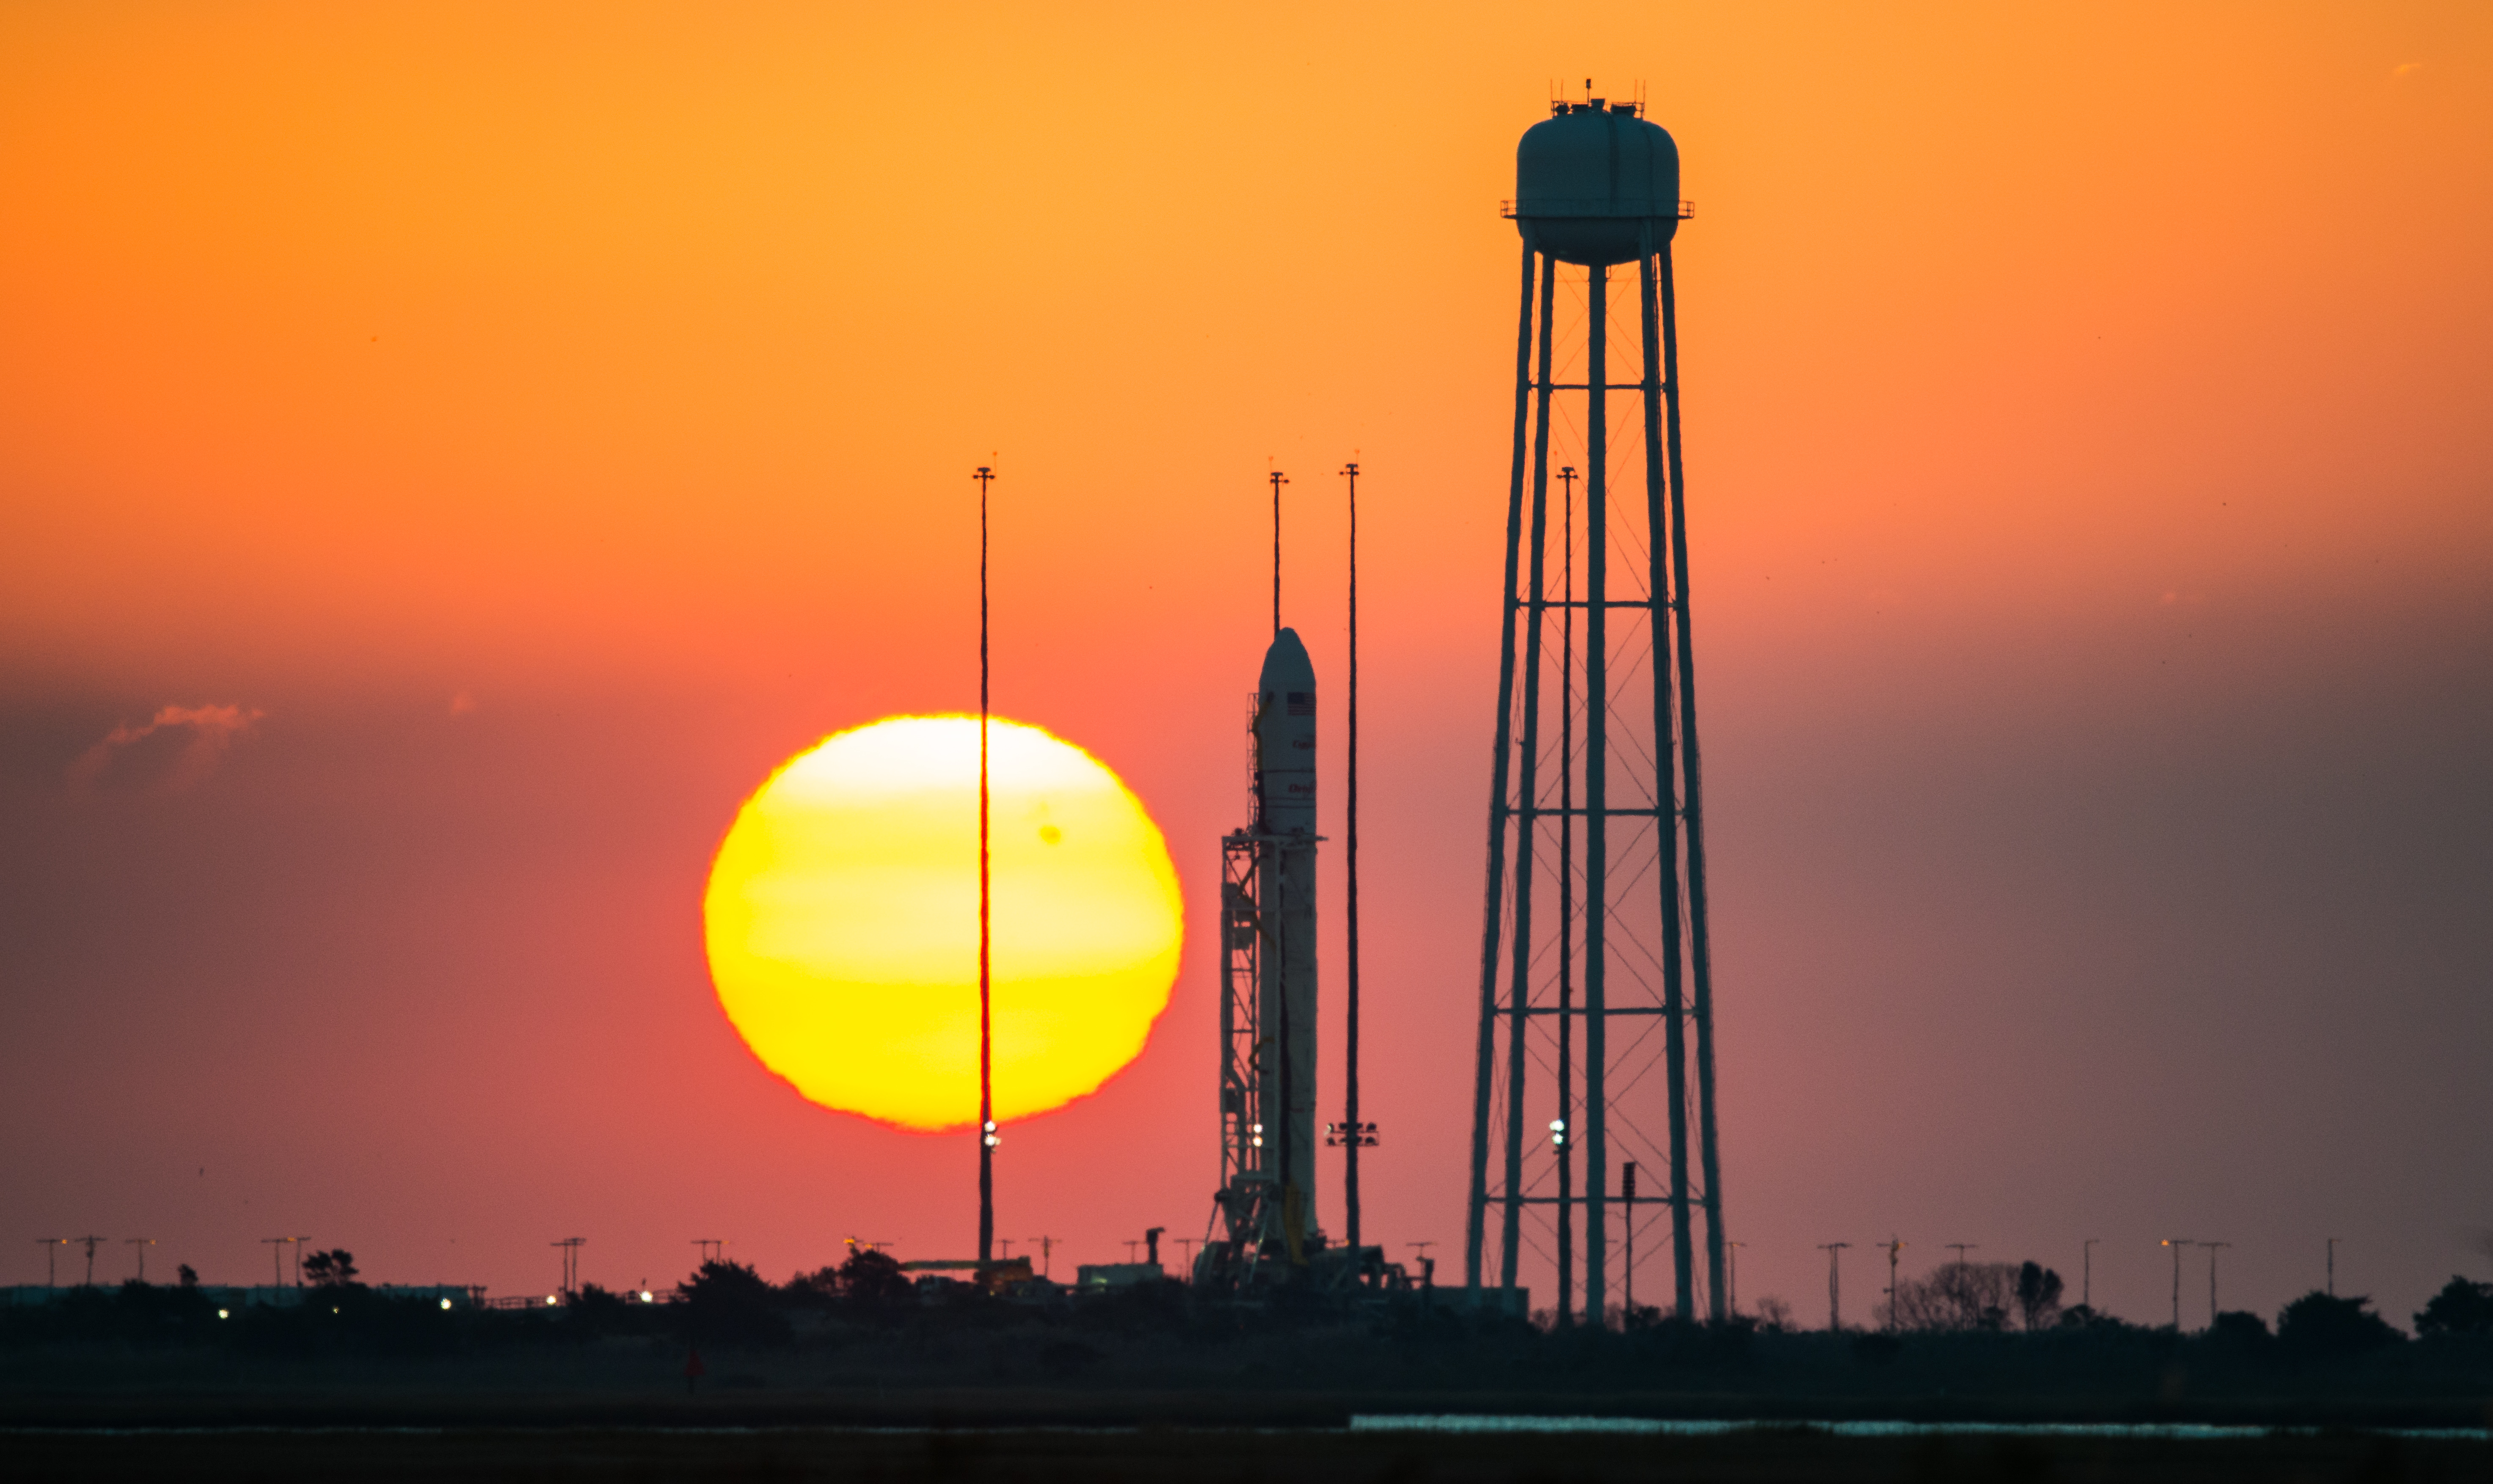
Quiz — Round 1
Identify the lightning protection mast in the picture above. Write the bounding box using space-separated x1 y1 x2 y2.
1464 88 1726 1326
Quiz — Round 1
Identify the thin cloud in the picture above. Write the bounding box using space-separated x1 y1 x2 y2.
68 702 265 795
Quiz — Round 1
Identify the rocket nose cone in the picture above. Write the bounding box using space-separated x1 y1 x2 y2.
1259 627 1317 693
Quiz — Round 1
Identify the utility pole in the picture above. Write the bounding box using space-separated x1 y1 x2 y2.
1884 1238 1905 1330
692 1239 724 1265
262 1237 291 1289
1818 1243 1851 1331
1945 1243 1976 1266
125 1238 155 1283
1174 1237 1198 1278
2161 1239 2193 1330
293 1237 311 1287
2082 1239 2098 1309
2326 1237 2338 1297
1407 1242 1438 1291
1340 458 1364 1255
552 1237 585 1296
974 463 998 1271
75 1235 105 1286
2202 1241 2229 1326
1024 1236 1057 1280
35 1239 65 1288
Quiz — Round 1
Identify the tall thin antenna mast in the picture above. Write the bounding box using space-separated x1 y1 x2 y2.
1818 1242 1850 1330
1556 462 1577 1324
1268 469 1289 636
974 463 998 1269
1341 459 1364 1254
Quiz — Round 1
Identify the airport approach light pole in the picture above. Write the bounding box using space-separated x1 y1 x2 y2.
975 464 998 1269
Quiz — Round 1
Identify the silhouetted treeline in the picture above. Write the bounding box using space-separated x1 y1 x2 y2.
11 1253 2492 1419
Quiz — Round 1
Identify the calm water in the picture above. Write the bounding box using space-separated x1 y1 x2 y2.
1347 1415 2491 1442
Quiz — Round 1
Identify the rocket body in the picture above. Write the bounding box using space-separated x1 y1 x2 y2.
1254 628 1319 1236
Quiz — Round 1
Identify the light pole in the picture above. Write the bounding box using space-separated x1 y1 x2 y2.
1945 1243 1977 1267
35 1239 65 1288
125 1238 155 1283
2202 1241 2230 1326
1340 458 1365 1256
2161 1239 2193 1330
1884 1238 1905 1330
974 463 998 1270
1818 1243 1851 1331
552 1237 585 1296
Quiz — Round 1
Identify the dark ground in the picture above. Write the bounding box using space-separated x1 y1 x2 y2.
6 1423 2491 1484
6 1287 2490 1480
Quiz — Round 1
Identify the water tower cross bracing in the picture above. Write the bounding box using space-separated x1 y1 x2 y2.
1463 94 1727 1325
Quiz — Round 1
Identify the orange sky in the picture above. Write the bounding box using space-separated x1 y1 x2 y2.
4 3 2490 1322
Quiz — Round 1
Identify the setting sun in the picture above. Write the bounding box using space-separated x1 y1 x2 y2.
702 716 1183 1131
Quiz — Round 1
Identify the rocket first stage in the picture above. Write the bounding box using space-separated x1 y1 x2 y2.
1209 627 1321 1268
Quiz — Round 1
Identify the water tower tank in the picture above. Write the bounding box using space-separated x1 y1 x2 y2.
1513 101 1680 266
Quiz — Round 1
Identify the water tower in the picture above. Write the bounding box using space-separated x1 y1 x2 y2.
1462 94 1727 1324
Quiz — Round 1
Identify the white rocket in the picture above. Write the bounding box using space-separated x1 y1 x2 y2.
1254 627 1319 1242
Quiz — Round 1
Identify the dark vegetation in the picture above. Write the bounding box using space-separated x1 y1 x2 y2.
5 1253 2492 1434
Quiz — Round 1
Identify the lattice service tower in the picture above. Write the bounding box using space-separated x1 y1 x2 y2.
1463 94 1727 1324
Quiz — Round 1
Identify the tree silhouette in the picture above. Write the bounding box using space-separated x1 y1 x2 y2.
301 1249 359 1287
674 1259 789 1346
2414 1276 2493 1337
2014 1262 2065 1331
836 1246 914 1308
2277 1290 2402 1356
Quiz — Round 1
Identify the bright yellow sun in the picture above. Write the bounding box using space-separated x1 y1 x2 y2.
702 716 1183 1131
